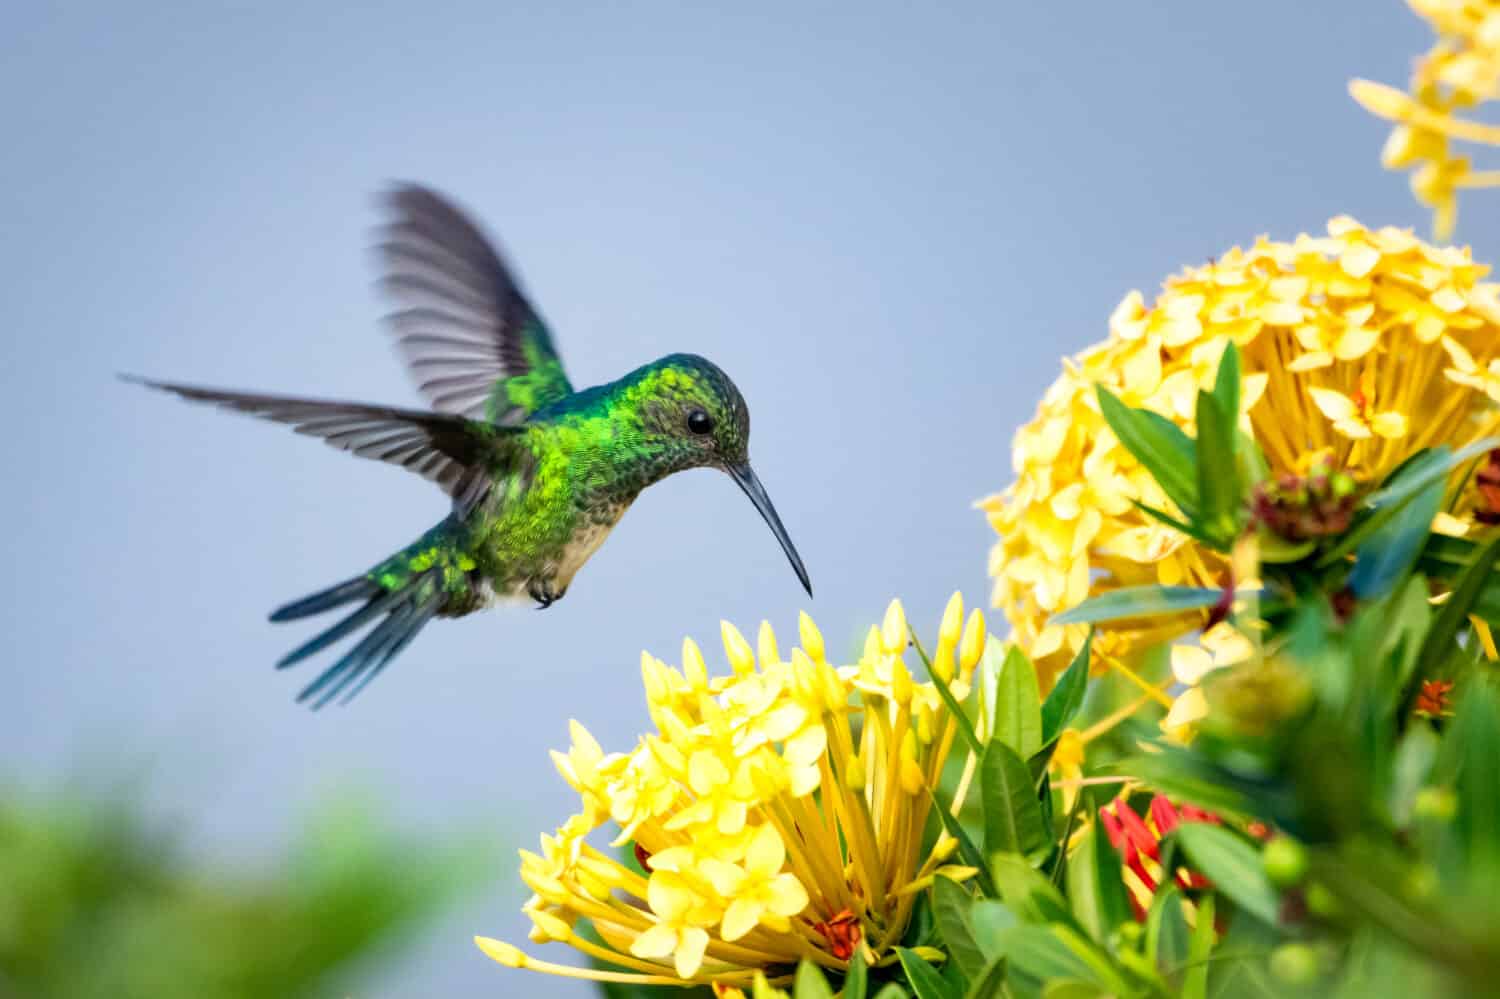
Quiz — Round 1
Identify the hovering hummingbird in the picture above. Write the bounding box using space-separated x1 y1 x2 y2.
129 184 811 708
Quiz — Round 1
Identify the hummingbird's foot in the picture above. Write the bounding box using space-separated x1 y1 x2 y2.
529 579 565 609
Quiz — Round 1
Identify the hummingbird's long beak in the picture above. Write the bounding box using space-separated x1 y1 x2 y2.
728 463 813 598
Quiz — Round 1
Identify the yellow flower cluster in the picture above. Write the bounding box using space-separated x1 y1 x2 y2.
476 597 987 990
1351 0 1500 237
979 218 1500 685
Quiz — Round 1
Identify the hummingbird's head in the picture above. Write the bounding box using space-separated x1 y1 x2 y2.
627 353 811 597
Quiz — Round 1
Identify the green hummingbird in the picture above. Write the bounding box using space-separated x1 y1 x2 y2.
129 184 811 708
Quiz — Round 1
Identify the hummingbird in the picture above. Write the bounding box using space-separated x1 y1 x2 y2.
129 184 811 708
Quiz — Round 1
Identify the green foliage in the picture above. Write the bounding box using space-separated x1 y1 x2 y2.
0 790 486 999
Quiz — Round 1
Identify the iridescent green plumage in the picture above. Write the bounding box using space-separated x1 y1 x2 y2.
131 185 809 707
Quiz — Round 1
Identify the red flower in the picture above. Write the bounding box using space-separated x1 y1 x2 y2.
808 909 861 961
1414 679 1455 717
1099 795 1220 920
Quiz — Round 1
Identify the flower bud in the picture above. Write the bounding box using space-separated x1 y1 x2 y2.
756 620 781 667
722 620 756 675
939 591 964 648
476 936 528 968
681 638 708 690
798 610 826 663
881 599 909 654
959 609 987 679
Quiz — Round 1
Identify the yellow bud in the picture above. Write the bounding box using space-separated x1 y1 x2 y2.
682 637 708 689
722 620 756 675
528 908 575 942
959 609 987 679
899 729 924 794
939 591 964 648
475 936 527 968
757 620 781 667
932 639 955 684
882 598 909 654
576 866 612 901
845 753 867 792
820 661 847 713
640 651 666 702
915 701 935 744
862 625 882 661
891 656 913 705
932 835 959 861
798 610 826 663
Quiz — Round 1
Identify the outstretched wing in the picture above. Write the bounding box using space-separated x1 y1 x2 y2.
377 184 574 425
126 377 505 513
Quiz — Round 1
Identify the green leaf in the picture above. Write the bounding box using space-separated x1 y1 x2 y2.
993 645 1043 756
976 636 1008 752
1050 585 1224 626
794 959 836 999
1065 823 1131 946
1182 892 1216 999
1406 531 1500 707
843 951 869 999
1133 499 1222 548
1041 984 1107 999
1318 439 1499 567
872 988 910 999
933 875 988 981
1097 385 1199 517
1211 341 1241 429
1451 679 1500 890
1124 750 1258 818
1040 630 1091 747
963 956 1007 999
981 741 1050 864
897 948 960 999
969 899 1019 954
987 855 1082 932
1347 462 1446 600
1145 884 1192 973
930 791 997 898
1194 389 1241 544
911 625 984 756
1171 824 1280 926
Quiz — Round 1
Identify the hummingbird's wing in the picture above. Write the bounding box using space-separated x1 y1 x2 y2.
124 378 507 514
377 184 574 425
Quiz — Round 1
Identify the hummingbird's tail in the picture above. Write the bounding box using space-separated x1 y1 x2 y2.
269 524 465 708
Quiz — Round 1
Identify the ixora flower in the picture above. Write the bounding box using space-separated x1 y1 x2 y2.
1351 0 1500 238
1098 795 1219 921
979 218 1500 685
475 597 987 990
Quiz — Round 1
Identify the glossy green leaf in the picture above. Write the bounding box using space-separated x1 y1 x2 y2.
1145 884 1191 972
897 948 960 999
981 741 1050 864
794 959 835 999
993 645 1043 756
911 626 983 756
1097 385 1199 517
1348 463 1446 600
1040 629 1092 747
1211 341 1241 430
932 875 988 981
988 855 1081 932
930 791 997 898
1318 439 1499 567
1194 389 1240 543
1050 585 1224 626
1065 823 1131 945
962 955 1007 999
1407 532 1500 707
1172 824 1280 926
1182 891 1216 999
842 951 868 999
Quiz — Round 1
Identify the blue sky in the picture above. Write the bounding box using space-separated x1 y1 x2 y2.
0 2 1477 994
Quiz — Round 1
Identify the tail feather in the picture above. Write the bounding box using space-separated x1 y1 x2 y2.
275 586 409 669
270 521 467 707
270 576 380 622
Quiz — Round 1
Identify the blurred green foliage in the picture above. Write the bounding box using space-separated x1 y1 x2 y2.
0 789 488 999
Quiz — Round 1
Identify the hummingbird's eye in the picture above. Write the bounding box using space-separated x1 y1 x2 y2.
686 408 714 435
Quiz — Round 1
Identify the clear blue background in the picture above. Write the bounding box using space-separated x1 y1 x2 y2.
0 2 1472 994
